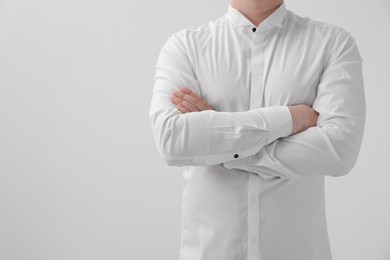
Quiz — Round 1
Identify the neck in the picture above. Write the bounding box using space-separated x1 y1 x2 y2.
230 0 284 27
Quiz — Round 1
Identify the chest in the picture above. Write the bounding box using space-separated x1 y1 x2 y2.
190 30 325 112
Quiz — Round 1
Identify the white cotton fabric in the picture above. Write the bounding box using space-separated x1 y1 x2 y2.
149 2 366 260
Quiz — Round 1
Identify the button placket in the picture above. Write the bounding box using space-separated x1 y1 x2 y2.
250 34 265 110
247 28 269 260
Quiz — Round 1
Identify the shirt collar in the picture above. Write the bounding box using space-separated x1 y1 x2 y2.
226 1 287 29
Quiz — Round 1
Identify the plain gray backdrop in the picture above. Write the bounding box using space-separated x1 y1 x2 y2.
0 0 389 259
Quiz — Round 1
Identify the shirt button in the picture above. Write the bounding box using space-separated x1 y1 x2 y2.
234 154 239 158
252 27 257 32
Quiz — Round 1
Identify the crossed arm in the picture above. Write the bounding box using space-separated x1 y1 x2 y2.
171 87 319 143
149 33 297 166
149 29 366 178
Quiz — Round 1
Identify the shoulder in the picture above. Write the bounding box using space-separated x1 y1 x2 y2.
172 13 225 36
286 9 354 40
285 10 360 62
162 14 226 50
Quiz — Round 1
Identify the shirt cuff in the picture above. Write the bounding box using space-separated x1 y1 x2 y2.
223 155 251 172
254 106 292 144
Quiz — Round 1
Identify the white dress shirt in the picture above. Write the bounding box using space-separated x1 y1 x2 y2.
149 2 366 260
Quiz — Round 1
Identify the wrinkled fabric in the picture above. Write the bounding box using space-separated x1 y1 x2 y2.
149 2 366 260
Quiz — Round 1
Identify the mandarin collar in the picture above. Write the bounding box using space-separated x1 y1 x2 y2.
226 1 287 29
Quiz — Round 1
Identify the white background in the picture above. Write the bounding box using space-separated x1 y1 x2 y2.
0 0 389 259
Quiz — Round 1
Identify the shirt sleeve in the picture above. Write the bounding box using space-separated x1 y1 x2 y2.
223 29 366 178
149 32 293 166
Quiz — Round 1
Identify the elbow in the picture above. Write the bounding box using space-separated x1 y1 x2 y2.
322 119 365 178
156 140 187 166
329 160 354 177
156 124 187 166
328 149 360 177
149 109 187 166
160 153 187 167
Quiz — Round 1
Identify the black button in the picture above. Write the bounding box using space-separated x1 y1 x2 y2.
234 154 239 158
252 27 257 32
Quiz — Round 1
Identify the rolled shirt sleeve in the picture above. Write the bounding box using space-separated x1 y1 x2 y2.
223 29 366 178
149 33 293 166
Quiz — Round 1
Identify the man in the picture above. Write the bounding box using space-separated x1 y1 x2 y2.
149 0 366 259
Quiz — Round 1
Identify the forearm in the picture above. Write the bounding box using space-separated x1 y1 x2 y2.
223 117 365 178
149 96 292 166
